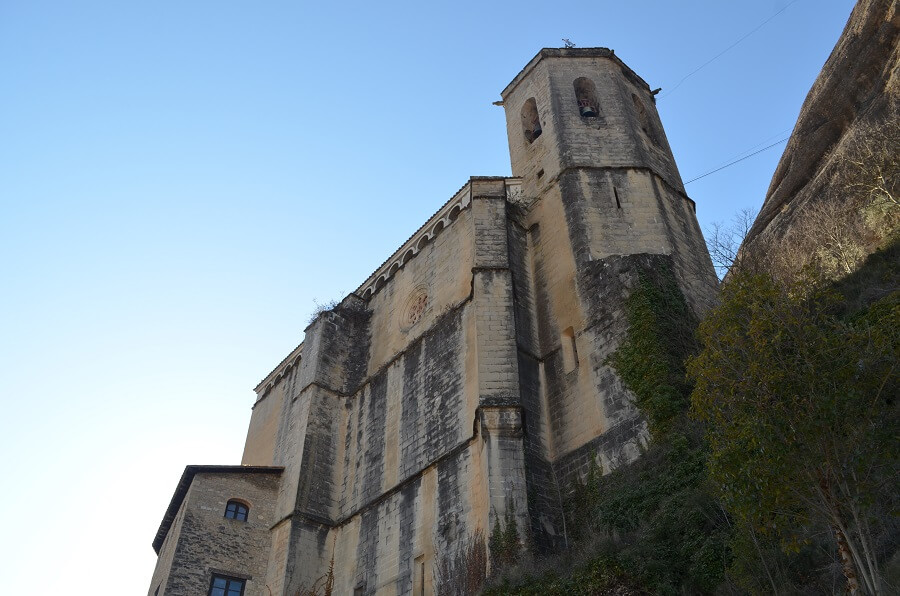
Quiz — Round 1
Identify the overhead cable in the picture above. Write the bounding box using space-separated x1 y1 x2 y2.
684 137 789 184
661 0 802 99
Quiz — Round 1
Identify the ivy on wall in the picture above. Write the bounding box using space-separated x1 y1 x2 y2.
487 261 731 595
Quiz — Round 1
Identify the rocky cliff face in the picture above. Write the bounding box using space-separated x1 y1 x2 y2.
743 0 898 255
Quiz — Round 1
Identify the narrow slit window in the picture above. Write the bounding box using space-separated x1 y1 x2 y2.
415 555 426 596
573 77 600 117
521 98 542 143
613 187 621 209
561 327 578 373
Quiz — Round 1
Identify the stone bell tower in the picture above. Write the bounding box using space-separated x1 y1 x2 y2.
500 48 713 304
496 48 717 551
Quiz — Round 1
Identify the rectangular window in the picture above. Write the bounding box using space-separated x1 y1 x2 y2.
209 575 245 596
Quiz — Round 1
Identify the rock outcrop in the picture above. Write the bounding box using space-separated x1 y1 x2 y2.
743 0 899 253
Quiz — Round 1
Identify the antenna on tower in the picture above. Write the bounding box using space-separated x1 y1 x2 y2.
562 39 576 48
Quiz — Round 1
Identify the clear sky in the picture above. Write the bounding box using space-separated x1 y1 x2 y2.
0 0 856 593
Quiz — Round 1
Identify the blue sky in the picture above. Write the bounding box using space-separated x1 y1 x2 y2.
0 0 855 592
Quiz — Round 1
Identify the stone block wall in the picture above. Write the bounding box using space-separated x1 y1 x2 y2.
242 371 288 466
338 305 472 519
365 207 475 376
555 167 717 315
149 488 188 595
495 48 718 550
240 182 519 594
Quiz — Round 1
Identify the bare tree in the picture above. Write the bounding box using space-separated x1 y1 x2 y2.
706 207 757 279
834 104 900 211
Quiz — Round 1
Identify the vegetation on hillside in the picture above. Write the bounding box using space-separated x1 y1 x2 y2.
481 244 897 596
689 109 899 593
689 261 898 594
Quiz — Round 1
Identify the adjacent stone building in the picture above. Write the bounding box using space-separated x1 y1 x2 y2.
148 47 718 596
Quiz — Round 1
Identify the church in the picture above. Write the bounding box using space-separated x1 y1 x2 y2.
147 47 718 596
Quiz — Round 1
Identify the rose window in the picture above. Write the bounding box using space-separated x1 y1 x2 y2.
401 290 428 330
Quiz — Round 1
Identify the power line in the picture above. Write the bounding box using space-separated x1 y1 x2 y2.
684 137 789 185
683 108 843 185
683 105 846 185
660 0 802 99
707 127 793 171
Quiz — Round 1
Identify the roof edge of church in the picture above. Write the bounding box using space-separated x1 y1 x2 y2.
500 47 651 100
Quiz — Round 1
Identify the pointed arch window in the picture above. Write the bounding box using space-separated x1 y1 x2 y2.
521 98 542 143
573 78 599 117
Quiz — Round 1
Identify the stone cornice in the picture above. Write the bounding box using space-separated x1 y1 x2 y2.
253 342 303 398
500 47 652 101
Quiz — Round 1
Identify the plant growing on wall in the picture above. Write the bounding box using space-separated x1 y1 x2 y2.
607 265 698 438
293 551 336 596
488 508 522 572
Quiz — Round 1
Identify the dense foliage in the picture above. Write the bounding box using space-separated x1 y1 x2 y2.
688 265 899 594
484 552 640 596
486 242 898 594
607 267 698 437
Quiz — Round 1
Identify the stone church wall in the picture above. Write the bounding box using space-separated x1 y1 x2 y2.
150 48 721 596
240 186 509 594
242 374 287 467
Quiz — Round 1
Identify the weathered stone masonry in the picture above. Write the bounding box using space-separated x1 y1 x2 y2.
148 47 717 595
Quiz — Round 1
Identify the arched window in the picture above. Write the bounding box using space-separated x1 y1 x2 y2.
631 93 659 145
224 500 249 521
521 98 542 143
573 78 599 117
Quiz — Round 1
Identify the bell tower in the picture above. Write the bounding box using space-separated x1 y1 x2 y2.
499 47 716 313
496 50 718 552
